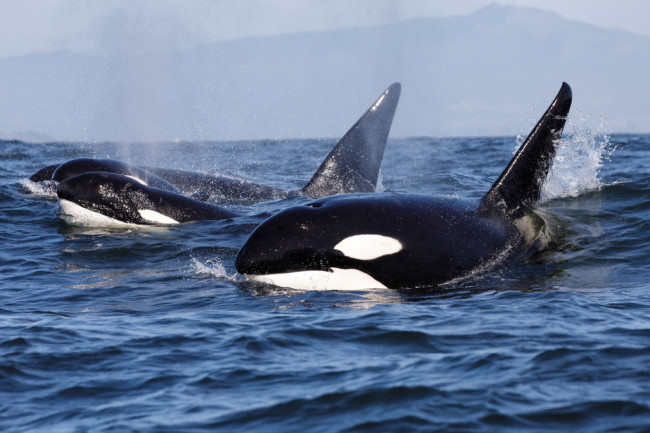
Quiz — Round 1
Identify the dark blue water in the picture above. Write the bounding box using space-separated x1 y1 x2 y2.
1 131 649 432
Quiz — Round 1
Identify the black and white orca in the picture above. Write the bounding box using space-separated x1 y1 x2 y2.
57 171 238 226
235 83 573 290
32 83 401 201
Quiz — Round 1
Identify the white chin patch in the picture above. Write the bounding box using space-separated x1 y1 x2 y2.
59 199 133 228
334 234 402 260
138 209 179 225
246 267 388 291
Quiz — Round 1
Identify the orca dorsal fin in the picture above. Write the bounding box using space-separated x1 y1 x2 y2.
480 82 572 218
300 83 401 198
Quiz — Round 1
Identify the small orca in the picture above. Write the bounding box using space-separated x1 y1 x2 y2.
51 158 180 193
235 83 573 290
32 83 401 201
57 171 238 226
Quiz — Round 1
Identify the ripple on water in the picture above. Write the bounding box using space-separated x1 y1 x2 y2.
0 136 649 432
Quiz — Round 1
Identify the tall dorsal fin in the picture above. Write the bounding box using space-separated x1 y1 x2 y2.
300 83 401 198
480 82 572 218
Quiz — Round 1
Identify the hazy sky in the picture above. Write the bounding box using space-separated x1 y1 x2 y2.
1 0 648 141
1 0 649 58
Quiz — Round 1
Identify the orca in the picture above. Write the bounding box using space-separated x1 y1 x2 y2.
32 83 401 200
57 171 238 226
51 158 180 193
235 83 573 290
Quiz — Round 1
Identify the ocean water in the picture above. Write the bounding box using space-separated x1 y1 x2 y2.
1 130 649 432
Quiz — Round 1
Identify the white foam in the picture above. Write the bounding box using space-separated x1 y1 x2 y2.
541 113 616 200
334 234 402 260
246 267 388 291
21 179 57 198
138 209 179 225
191 257 239 282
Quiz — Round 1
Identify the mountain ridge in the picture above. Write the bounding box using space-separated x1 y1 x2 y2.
0 4 648 142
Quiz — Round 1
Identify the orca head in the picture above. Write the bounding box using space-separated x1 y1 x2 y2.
52 158 179 193
56 172 156 225
236 195 415 291
56 171 237 226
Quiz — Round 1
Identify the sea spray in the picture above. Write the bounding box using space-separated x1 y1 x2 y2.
515 111 617 202
191 256 239 281
542 113 617 201
21 179 58 198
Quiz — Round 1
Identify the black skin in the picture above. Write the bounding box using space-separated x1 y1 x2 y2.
57 172 238 224
235 193 521 289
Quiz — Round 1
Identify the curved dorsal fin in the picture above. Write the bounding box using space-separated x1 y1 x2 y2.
300 83 401 198
480 82 572 218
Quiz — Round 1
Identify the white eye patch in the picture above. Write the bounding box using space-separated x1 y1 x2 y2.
334 234 403 260
138 209 179 225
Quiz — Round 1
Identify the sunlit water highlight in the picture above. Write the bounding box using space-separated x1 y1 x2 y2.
1 132 649 432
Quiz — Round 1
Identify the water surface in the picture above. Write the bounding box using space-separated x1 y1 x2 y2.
1 132 649 432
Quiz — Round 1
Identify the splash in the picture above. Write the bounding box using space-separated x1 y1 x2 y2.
191 257 239 282
523 112 617 201
20 179 57 199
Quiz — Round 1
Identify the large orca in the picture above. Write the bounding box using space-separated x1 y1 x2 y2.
31 83 401 201
235 83 573 291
